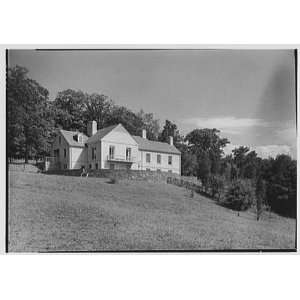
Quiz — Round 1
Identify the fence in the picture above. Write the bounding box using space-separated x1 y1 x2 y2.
166 176 215 198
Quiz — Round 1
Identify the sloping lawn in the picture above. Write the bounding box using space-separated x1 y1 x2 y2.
8 170 296 252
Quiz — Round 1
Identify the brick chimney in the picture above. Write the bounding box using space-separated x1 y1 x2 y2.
169 136 173 146
87 120 97 137
142 129 147 139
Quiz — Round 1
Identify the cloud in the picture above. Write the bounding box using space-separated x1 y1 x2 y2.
276 127 296 143
254 145 292 159
224 144 292 159
183 116 268 135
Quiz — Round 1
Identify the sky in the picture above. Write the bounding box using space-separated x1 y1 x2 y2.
8 49 297 158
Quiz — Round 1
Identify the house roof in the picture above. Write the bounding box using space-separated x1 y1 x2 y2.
60 129 88 147
59 124 181 155
132 136 181 155
86 124 118 144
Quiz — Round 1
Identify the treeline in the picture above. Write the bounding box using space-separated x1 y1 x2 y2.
7 66 296 218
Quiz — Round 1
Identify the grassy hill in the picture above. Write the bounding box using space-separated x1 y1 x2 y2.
8 169 296 252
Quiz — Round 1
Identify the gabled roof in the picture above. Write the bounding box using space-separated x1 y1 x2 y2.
86 124 118 144
132 136 181 155
59 129 88 148
59 124 181 155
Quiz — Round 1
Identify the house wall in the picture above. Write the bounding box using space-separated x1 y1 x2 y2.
87 141 101 170
51 132 70 169
138 150 181 174
100 126 139 170
70 147 87 169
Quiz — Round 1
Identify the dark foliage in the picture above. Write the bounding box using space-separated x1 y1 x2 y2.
263 155 296 218
7 66 54 161
224 179 255 213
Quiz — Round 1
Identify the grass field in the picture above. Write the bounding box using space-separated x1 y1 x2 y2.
8 169 296 252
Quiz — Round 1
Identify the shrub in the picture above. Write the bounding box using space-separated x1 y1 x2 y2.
224 179 255 213
108 175 118 184
209 175 225 201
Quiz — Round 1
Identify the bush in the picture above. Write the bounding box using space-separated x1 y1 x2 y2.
209 175 225 201
108 176 118 184
224 179 255 213
266 183 296 217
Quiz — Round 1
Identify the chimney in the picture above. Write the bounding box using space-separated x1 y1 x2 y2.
87 120 97 137
142 129 147 139
169 136 173 146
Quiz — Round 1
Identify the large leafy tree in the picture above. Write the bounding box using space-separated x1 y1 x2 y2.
264 154 296 217
158 120 183 145
185 128 229 181
136 109 160 141
232 146 259 179
52 89 87 133
106 105 144 136
7 66 53 162
177 143 197 176
85 93 113 129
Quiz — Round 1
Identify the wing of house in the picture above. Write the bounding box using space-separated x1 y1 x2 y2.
132 134 181 174
50 129 88 170
50 121 181 174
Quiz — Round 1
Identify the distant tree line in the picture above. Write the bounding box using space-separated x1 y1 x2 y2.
7 66 297 218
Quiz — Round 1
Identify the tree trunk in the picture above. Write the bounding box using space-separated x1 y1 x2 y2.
24 125 29 164
25 142 29 164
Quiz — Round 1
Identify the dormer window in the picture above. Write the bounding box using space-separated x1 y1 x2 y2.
74 133 83 143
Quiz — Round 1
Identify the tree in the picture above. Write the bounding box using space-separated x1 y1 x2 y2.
185 128 229 183
7 66 52 162
52 89 87 133
159 120 183 146
210 175 225 201
224 179 255 215
264 154 296 217
196 152 211 187
85 93 113 129
177 143 197 176
220 155 233 181
106 105 144 136
255 176 266 220
136 110 160 140
232 146 260 180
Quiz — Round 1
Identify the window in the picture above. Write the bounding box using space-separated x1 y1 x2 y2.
168 155 172 165
157 154 161 164
110 163 115 170
146 168 151 171
146 153 151 163
109 145 115 159
157 169 161 172
95 163 98 170
59 136 61 145
64 149 66 158
168 170 172 173
89 164 92 169
92 147 96 160
54 149 59 158
64 164 67 169
126 148 131 161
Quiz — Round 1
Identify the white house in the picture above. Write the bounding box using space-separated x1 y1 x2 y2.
50 121 181 174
